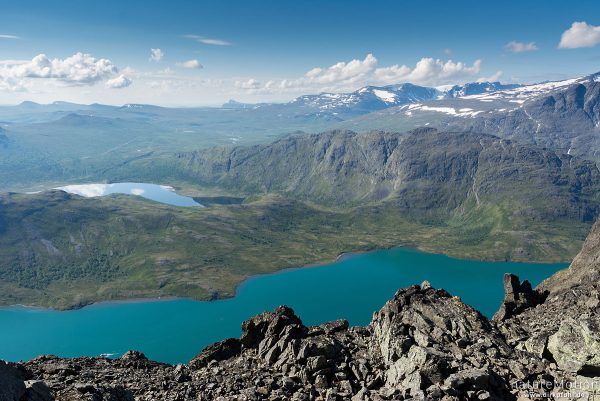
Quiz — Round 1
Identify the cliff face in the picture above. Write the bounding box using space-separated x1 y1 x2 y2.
497 217 600 381
538 217 600 295
165 129 600 220
3 221 600 400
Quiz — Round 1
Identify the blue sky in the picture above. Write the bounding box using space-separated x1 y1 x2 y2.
0 0 599 106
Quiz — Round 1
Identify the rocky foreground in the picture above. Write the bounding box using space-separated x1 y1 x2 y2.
3 221 600 401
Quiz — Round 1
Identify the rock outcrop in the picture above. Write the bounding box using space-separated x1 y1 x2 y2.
492 273 546 321
4 220 600 400
0 283 585 401
497 218 600 382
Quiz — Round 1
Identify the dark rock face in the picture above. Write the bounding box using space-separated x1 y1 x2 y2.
8 218 600 399
492 273 547 321
0 361 26 401
189 338 241 369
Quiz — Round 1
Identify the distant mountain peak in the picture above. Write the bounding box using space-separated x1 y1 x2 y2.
121 103 145 109
443 81 522 98
18 100 41 108
222 99 255 109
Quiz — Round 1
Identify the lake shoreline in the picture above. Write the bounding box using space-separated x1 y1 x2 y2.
0 248 567 364
0 244 570 312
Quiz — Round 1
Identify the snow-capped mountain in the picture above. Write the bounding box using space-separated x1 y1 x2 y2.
443 82 522 98
223 77 578 119
350 73 600 122
340 72 600 162
287 83 441 116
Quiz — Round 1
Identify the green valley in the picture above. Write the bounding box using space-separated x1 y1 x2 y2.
1 129 598 309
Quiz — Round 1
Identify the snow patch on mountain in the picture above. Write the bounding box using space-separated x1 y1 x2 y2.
463 77 582 103
400 104 484 117
372 89 397 103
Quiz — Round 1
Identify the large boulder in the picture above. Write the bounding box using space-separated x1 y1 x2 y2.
370 283 517 400
240 305 307 349
547 317 600 374
189 338 241 369
23 381 53 401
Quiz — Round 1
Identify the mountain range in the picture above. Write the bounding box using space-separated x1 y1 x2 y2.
340 73 600 160
1 72 599 192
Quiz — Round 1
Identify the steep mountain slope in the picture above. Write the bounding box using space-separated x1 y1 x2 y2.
496 215 600 382
119 129 600 224
340 74 600 162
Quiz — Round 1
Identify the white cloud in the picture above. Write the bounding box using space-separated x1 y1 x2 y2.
106 74 132 89
559 21 600 49
157 67 175 75
235 54 485 96
199 38 231 46
177 59 203 69
477 70 503 82
504 41 538 53
236 78 261 89
0 76 28 92
184 35 231 46
0 34 19 39
258 54 377 93
373 58 481 86
304 53 377 85
150 48 164 62
0 53 117 86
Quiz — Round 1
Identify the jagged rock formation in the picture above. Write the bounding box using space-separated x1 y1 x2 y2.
492 274 547 321
498 218 600 382
4 218 600 400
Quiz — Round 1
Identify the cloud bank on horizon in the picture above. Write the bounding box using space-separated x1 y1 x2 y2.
237 55 487 94
0 0 599 107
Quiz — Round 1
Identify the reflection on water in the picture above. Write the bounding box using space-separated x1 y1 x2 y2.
56 182 203 207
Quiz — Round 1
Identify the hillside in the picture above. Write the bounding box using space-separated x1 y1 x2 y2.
2 129 600 308
111 129 600 222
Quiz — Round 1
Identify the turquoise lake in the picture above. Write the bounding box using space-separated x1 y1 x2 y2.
0 248 567 364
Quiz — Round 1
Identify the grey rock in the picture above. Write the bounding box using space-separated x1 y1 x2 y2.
190 338 241 369
493 273 546 321
23 381 53 401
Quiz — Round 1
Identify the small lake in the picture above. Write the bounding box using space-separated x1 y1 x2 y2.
56 183 202 207
0 248 567 365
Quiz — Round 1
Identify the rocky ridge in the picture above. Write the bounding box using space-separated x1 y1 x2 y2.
4 220 600 400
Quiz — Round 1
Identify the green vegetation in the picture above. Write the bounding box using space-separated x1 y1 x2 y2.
2 129 599 309
0 189 589 309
